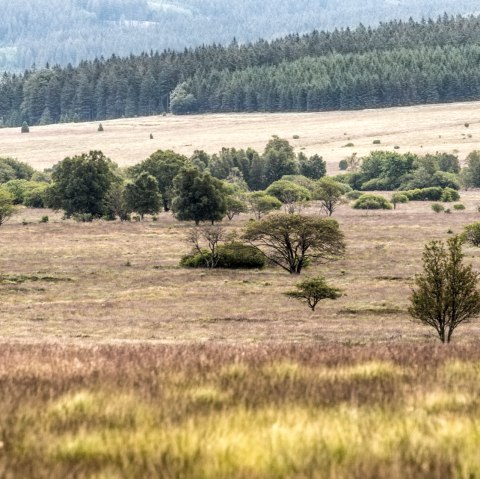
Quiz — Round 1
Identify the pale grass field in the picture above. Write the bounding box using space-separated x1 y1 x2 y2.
1 101 480 172
2 193 480 344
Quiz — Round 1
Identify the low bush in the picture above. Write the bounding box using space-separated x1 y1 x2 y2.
462 222 480 246
181 242 266 269
345 190 363 200
338 159 348 171
402 187 460 202
73 213 94 222
353 194 393 210
431 203 444 213
372 140 381 145
453 204 466 210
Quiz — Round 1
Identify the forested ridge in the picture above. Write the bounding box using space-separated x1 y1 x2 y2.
1 0 479 72
3 14 480 126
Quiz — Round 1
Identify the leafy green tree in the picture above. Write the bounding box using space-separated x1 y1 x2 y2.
172 168 227 224
262 136 299 187
0 157 34 182
243 213 345 274
285 276 341 311
105 183 132 221
266 180 311 213
391 193 409 209
124 172 162 220
409 236 480 343
130 150 188 212
462 223 480 247
245 192 282 219
299 154 326 180
0 188 16 225
314 177 348 216
48 150 118 217
464 151 480 188
225 196 248 220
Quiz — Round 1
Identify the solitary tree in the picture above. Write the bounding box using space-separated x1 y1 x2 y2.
409 236 480 343
314 177 348 216
0 189 16 226
285 276 341 311
243 213 345 274
266 180 311 214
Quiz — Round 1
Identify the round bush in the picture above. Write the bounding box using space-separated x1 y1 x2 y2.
353 194 393 210
453 204 466 211
431 203 444 213
345 190 363 200
181 243 265 269
463 223 480 246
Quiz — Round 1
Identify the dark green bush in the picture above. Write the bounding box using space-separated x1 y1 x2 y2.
402 187 460 202
345 190 363 200
353 194 393 210
453 204 466 210
431 203 444 213
181 242 265 269
338 159 348 171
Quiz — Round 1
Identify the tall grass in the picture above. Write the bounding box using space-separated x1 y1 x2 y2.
1 343 480 478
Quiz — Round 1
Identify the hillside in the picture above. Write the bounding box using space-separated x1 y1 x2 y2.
0 101 479 172
1 0 479 72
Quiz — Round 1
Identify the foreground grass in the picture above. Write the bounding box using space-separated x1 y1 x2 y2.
2 343 480 478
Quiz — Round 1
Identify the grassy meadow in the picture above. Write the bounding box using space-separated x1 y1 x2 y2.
3 104 480 476
2 343 480 478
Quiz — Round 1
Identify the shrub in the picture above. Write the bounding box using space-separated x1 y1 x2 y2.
372 140 381 145
343 142 354 147
73 213 94 222
40 215 49 223
181 243 266 269
431 203 444 213
463 223 480 246
292 135 300 139
441 188 461 202
391 193 409 209
345 190 363 200
465 123 470 128
21 122 29 133
402 187 460 202
338 159 348 171
98 123 104 132
394 145 400 149
353 194 393 210
453 204 466 211
150 133 154 139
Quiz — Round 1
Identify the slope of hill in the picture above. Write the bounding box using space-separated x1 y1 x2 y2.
2 14 480 126
1 0 479 72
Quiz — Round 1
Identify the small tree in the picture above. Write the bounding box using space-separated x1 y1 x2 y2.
186 225 225 269
462 223 480 247
225 196 247 220
391 193 409 210
245 192 282 219
124 172 161 220
266 180 310 214
431 203 444 213
0 189 16 225
314 177 348 216
98 123 104 132
243 213 345 274
285 276 341 311
409 236 480 343
21 122 29 133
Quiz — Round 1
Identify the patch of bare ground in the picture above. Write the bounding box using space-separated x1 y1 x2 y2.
2 191 480 344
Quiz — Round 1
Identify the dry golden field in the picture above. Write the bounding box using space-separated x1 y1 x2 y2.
1 101 480 172
2 194 480 344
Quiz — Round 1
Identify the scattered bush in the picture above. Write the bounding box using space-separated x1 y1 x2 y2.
462 223 480 246
181 243 266 269
453 204 466 211
343 142 354 147
372 140 381 145
73 213 94 222
40 215 49 223
465 123 470 128
394 146 400 149
353 194 393 210
402 187 460 202
345 190 363 200
338 159 348 171
292 135 300 139
431 203 444 213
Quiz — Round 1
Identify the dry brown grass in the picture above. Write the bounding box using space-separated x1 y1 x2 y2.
0 100 479 172
2 192 480 344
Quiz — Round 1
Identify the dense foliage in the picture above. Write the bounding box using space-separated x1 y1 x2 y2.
4 14 480 125
1 1 478 72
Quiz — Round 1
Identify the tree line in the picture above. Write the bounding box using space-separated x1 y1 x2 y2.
3 14 480 125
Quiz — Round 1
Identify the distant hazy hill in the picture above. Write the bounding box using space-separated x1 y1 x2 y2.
1 0 480 71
